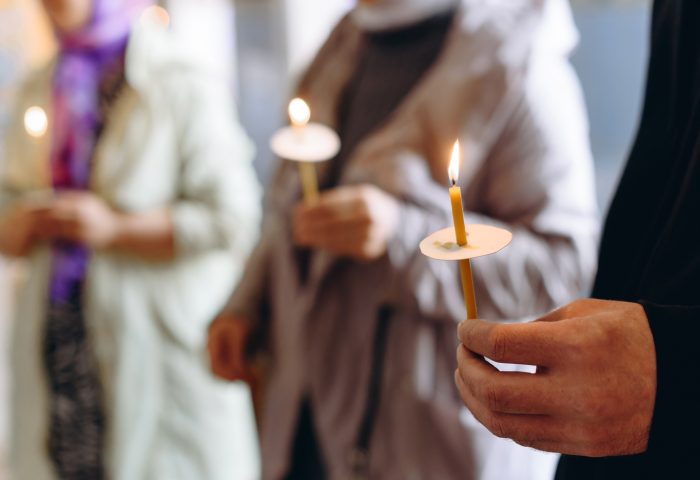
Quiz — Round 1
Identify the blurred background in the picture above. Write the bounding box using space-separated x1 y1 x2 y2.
0 0 650 477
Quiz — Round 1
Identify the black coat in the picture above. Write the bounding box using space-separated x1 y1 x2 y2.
556 0 700 478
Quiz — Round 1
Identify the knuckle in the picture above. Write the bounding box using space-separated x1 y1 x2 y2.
458 322 473 345
489 328 510 361
483 383 506 412
564 333 588 359
461 367 477 394
361 200 373 218
573 298 594 308
487 414 508 438
587 323 615 354
515 435 546 450
461 369 481 400
564 298 594 318
559 303 575 319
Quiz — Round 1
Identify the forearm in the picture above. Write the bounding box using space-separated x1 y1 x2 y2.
388 203 596 323
110 209 175 261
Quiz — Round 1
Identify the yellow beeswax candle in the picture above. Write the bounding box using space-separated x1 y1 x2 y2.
299 161 319 204
289 98 319 204
450 185 467 245
459 259 478 320
449 141 478 319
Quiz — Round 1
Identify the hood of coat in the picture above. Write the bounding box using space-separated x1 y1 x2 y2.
352 0 578 57
534 0 579 58
123 10 212 95
290 0 579 203
352 0 460 31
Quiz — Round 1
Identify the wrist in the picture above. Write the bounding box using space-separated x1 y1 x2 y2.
106 211 130 250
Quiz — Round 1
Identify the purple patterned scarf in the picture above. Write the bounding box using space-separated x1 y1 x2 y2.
49 0 153 303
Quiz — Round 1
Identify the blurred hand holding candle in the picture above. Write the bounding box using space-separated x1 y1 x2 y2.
270 98 340 205
420 140 513 319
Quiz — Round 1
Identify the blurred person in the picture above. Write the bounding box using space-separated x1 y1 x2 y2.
209 0 598 479
454 1 700 479
0 0 261 479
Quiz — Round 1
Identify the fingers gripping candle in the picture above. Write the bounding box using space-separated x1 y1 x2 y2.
448 141 478 319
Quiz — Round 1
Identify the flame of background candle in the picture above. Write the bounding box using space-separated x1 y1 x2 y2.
289 98 311 128
24 106 48 138
448 140 460 185
141 5 170 27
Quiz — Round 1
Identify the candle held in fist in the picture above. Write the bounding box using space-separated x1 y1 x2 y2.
448 141 478 319
289 98 319 204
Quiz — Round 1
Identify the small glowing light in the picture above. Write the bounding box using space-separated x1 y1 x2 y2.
24 106 48 138
289 98 311 128
141 5 170 27
448 140 461 184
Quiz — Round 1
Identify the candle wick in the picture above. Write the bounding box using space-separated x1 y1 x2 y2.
451 178 456 187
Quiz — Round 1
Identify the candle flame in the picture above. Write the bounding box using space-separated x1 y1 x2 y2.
289 98 311 128
448 140 461 185
24 106 48 138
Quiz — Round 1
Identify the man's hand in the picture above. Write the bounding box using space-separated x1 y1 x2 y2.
37 191 120 249
208 313 253 382
455 299 657 457
293 184 400 261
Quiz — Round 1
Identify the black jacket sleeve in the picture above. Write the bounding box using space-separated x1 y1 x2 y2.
641 301 700 473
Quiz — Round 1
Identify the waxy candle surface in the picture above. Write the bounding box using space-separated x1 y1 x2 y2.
450 185 467 246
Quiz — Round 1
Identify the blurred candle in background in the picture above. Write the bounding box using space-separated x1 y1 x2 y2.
288 97 319 204
23 106 47 138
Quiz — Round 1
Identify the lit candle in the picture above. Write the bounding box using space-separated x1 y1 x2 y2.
288 98 319 204
448 140 478 319
140 5 170 26
24 106 48 138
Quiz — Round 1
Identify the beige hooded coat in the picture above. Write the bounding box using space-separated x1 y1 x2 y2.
229 0 599 478
1 19 262 480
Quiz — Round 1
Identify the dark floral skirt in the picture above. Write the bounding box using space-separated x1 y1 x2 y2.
44 296 106 480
